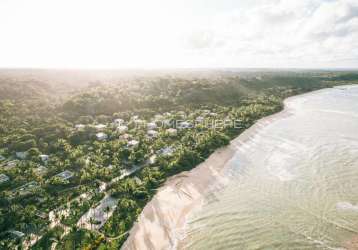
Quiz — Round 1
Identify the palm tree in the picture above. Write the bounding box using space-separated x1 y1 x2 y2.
105 206 110 220
89 217 95 231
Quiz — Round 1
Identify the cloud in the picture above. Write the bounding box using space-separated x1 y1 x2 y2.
184 0 358 68
0 0 357 68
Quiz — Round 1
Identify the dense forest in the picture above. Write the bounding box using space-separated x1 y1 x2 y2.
0 69 357 249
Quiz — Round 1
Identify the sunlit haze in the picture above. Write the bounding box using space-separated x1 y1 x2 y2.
0 0 358 69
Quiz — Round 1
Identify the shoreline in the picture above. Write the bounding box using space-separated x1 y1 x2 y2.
121 87 336 250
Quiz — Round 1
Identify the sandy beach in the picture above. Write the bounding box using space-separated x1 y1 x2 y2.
121 92 315 250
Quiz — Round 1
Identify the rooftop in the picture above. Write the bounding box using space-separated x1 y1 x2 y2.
55 170 74 180
0 174 10 184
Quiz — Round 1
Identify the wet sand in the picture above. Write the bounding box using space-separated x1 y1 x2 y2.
121 145 236 250
121 92 316 250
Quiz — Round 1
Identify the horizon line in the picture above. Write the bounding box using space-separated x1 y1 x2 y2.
0 67 357 72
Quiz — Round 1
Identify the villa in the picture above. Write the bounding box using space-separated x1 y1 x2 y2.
96 132 108 141
147 130 158 138
114 118 124 125
157 146 175 157
7 230 25 239
127 139 139 148
75 124 85 130
55 170 74 180
0 174 9 184
94 124 107 131
177 121 191 129
4 160 17 170
119 133 131 140
16 151 28 160
196 116 204 122
13 181 39 196
117 125 128 133
147 122 157 130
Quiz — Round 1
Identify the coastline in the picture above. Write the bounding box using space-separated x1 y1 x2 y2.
121 88 335 250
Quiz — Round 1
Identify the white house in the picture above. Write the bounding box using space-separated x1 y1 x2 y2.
0 174 9 184
7 230 25 239
55 170 74 180
177 121 191 129
147 130 158 138
75 124 85 130
147 122 157 130
166 128 177 136
119 133 130 140
94 124 107 131
39 154 49 163
196 116 204 122
127 140 139 148
96 132 108 141
16 151 28 160
157 146 175 156
5 160 17 169
114 118 124 126
117 125 128 133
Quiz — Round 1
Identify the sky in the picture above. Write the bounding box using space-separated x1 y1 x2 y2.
0 0 357 69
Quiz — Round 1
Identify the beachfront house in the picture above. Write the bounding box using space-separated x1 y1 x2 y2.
96 132 108 141
127 139 139 148
55 170 74 181
177 121 191 129
196 116 205 123
75 124 85 130
157 146 175 157
147 130 158 138
94 124 107 131
16 151 28 160
114 118 124 126
0 174 10 184
117 125 128 134
147 122 157 130
119 133 130 140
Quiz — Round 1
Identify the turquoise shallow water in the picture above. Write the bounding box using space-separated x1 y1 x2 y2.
183 86 358 250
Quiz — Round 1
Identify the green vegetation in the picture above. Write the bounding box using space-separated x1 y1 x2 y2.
0 69 357 249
